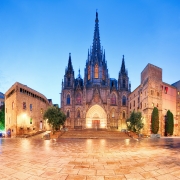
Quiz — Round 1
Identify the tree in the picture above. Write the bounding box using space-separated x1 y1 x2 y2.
126 111 144 133
151 107 159 134
43 106 66 134
165 110 174 136
0 105 5 130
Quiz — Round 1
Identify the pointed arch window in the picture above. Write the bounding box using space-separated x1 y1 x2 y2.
123 111 126 119
67 94 70 105
77 109 80 118
95 64 98 78
88 66 91 80
122 95 127 106
76 92 81 104
67 110 70 118
111 93 116 105
67 77 70 86
123 79 126 88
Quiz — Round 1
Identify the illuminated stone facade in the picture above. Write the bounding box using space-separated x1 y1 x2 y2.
129 64 179 136
61 12 131 130
5 82 51 137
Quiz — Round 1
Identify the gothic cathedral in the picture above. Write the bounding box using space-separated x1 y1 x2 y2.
61 12 131 130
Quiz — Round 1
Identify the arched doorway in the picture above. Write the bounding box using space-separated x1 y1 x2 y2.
86 105 107 129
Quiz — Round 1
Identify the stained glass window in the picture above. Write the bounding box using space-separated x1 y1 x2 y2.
111 93 116 105
67 94 70 105
122 96 126 106
76 93 81 104
95 64 98 78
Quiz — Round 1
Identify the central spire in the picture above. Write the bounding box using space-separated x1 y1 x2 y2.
91 11 102 63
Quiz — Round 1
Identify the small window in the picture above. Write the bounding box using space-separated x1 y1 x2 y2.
157 92 159 96
151 90 154 95
164 87 168 94
23 102 26 109
41 108 43 114
138 97 140 103
12 101 14 110
157 103 158 107
30 104 32 111
145 103 146 108
130 103 131 109
133 100 135 107
140 92 142 96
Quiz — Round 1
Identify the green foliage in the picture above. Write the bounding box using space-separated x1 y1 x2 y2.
151 107 159 134
126 111 144 133
165 110 174 136
0 105 5 130
43 106 66 133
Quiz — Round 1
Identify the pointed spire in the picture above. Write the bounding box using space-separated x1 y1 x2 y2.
67 53 73 72
91 11 101 62
78 68 81 78
121 55 126 74
103 50 106 62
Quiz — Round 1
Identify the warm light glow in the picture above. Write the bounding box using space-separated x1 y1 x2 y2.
100 123 106 128
87 123 92 128
125 139 130 145
22 113 27 118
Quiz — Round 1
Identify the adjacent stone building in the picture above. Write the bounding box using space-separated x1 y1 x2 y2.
61 12 131 130
5 82 51 137
129 64 179 135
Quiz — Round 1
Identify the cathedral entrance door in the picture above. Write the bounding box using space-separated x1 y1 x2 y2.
86 105 107 129
92 120 100 129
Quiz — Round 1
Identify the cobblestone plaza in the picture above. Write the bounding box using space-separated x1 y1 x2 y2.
0 134 180 180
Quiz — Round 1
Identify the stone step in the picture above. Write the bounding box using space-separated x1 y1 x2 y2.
60 129 130 139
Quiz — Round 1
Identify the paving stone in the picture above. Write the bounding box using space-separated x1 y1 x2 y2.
0 132 180 179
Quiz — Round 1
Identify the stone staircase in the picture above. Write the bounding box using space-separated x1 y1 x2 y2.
60 129 130 139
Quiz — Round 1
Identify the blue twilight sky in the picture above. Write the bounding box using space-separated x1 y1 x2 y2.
0 0 180 106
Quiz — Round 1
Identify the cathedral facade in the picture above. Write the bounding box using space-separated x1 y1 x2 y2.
61 12 131 130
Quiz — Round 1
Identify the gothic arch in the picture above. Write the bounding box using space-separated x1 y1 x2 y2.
76 108 81 118
86 104 107 128
111 93 117 105
94 64 99 78
122 95 127 106
76 92 82 104
66 94 71 105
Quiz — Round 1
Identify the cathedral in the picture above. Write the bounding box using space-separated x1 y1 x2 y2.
61 12 131 130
